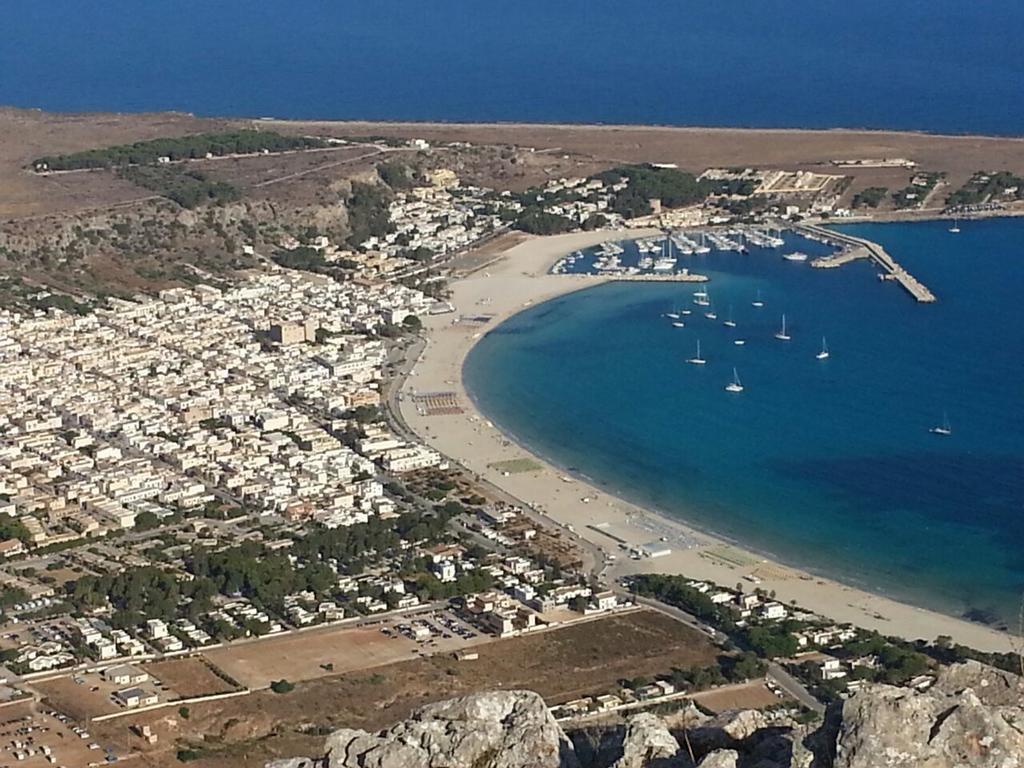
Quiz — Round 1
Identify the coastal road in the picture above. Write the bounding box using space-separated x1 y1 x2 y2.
621 591 823 713
767 661 824 714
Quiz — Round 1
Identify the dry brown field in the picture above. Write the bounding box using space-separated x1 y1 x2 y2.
89 609 717 768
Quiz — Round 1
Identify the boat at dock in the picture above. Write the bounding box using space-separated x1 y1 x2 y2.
783 251 808 262
774 314 791 341
725 367 744 393
930 412 952 436
816 337 829 360
686 339 706 365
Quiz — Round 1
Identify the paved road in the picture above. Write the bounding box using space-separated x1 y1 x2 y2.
767 661 825 713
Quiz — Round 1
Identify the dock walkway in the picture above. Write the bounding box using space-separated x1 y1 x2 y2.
798 224 936 303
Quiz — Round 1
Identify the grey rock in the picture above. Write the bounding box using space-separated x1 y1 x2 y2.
835 667 1024 768
696 750 739 768
266 760 323 768
689 708 774 754
322 690 575 768
610 713 682 768
933 659 1024 706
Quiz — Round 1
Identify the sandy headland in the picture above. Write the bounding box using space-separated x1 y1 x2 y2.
398 229 1019 654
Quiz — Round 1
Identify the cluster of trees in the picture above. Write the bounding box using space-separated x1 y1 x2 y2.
512 208 575 235
630 574 807 660
377 161 416 189
346 182 394 246
398 246 435 262
851 186 888 209
33 130 327 171
68 565 217 629
121 166 240 209
597 165 711 218
61 500 473 635
946 170 1024 206
271 246 329 273
628 574 733 628
669 651 765 691
0 516 30 544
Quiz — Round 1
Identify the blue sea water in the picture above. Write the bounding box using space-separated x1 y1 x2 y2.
463 218 1024 626
2 0 1024 134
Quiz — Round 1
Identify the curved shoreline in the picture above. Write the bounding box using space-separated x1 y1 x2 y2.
398 229 1018 653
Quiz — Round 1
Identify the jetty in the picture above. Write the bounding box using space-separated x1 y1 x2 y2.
612 273 709 283
797 224 936 303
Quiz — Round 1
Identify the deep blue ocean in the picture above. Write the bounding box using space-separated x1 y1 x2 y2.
3 0 1024 134
464 219 1024 626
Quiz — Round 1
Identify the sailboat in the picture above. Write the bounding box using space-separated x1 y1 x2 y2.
686 339 706 365
672 320 686 328
725 367 744 393
751 289 764 308
816 337 829 360
929 412 952 436
948 218 961 234
693 289 710 307
723 305 737 328
704 303 718 320
774 314 791 341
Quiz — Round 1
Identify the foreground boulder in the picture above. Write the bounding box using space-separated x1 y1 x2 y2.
320 690 576 768
610 713 684 768
835 665 1024 768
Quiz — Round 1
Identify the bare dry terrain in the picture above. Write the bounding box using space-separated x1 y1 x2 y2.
145 657 241 698
275 119 1024 195
86 610 717 768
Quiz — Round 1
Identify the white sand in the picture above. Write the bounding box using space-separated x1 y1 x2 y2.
399 230 1019 654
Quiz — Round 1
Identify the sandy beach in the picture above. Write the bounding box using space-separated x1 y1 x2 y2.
398 230 1019 654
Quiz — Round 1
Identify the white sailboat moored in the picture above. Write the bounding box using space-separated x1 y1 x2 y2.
816 337 829 360
725 367 744 393
686 339 706 365
774 314 791 341
929 412 952 436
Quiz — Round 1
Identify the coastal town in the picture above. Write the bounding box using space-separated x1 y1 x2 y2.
0 115 1019 766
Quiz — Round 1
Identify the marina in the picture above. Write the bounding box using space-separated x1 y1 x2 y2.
552 224 936 308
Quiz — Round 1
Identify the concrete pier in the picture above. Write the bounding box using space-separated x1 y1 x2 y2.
798 223 936 303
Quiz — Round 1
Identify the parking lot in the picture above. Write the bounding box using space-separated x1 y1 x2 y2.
0 704 118 767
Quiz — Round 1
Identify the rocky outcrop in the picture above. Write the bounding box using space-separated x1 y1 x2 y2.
268 663 1024 768
696 751 739 768
319 690 575 768
834 663 1024 768
610 713 684 768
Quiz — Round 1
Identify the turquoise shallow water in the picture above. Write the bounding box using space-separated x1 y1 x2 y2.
464 218 1024 628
